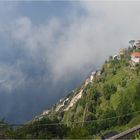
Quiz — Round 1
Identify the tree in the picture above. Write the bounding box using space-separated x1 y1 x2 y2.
103 84 117 100
0 119 13 139
116 97 132 125
97 108 117 130
136 63 140 76
13 117 70 139
68 127 89 139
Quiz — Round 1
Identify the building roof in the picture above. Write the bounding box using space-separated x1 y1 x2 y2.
131 52 140 57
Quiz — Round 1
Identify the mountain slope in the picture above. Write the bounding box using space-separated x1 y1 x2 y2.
34 70 98 121
36 46 140 132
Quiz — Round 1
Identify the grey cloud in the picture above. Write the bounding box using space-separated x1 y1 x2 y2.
0 64 25 93
9 16 103 82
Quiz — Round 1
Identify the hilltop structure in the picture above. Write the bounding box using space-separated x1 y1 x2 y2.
131 52 140 65
128 40 140 65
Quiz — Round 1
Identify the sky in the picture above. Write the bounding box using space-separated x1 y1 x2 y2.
0 1 140 123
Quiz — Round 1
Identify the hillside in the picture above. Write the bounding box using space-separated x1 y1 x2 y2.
1 42 140 139
34 44 140 137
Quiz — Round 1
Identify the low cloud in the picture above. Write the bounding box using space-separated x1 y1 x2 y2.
0 64 25 92
8 15 107 82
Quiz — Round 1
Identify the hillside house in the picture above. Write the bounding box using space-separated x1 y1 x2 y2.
131 52 140 64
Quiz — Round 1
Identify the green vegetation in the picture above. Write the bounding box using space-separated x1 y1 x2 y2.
1 47 140 139
0 119 14 138
0 117 91 139
12 118 70 139
134 133 140 140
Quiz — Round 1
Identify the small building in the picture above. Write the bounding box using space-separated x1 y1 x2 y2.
131 52 140 64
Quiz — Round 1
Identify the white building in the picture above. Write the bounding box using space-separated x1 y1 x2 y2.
131 52 140 63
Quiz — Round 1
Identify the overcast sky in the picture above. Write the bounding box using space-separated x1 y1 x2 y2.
0 1 140 123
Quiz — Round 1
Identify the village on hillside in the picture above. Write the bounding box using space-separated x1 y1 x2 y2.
85 40 140 86
112 40 140 65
